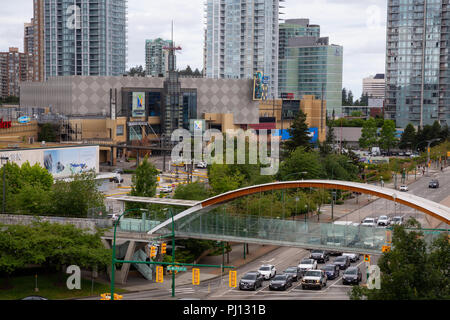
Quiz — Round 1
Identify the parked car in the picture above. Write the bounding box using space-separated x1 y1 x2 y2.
322 264 340 280
258 264 276 280
110 174 124 183
310 250 330 263
298 258 317 275
342 252 360 263
391 216 404 225
361 217 378 227
342 266 362 285
284 266 302 282
399 185 408 192
429 180 439 188
269 274 293 291
159 186 173 193
333 255 351 270
301 270 327 290
239 271 264 291
377 215 391 227
196 161 207 169
113 168 124 174
21 296 48 300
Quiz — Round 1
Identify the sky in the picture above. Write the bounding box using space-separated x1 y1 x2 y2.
0 0 387 98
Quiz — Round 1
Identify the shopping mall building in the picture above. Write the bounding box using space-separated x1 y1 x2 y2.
18 75 326 164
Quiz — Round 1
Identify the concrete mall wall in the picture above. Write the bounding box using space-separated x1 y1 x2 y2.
0 214 112 233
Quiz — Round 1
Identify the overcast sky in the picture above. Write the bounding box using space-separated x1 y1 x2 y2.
0 0 386 98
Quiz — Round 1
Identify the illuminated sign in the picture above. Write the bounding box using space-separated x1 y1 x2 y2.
18 116 31 124
132 92 146 117
0 119 12 129
253 71 263 101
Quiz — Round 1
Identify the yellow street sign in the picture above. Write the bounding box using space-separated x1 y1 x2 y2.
156 266 164 283
382 245 391 253
229 270 237 288
364 254 370 263
192 268 200 285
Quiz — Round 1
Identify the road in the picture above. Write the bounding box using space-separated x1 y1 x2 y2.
113 247 380 300
336 168 450 228
94 168 447 300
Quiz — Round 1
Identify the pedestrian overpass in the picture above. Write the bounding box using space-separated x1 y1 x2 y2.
109 180 450 255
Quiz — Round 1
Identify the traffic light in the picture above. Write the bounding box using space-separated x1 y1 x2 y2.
156 266 164 283
161 243 167 255
364 254 371 263
150 246 157 258
229 270 237 288
192 268 200 285
382 245 391 253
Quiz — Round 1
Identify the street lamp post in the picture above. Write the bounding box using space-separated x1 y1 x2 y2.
1 157 9 214
426 138 441 176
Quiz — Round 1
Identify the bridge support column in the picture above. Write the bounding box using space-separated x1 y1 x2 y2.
104 240 137 285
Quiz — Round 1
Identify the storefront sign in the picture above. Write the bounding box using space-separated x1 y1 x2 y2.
0 119 12 129
127 121 148 126
132 92 146 117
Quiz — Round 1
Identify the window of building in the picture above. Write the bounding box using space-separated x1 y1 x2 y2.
116 125 124 136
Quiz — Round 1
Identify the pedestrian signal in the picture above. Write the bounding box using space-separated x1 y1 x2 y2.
192 268 200 285
229 270 237 288
156 266 164 283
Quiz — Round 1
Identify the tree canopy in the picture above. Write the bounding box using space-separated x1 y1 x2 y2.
350 219 450 300
283 109 311 154
0 222 110 275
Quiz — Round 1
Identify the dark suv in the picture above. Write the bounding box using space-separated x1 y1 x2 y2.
429 180 439 188
239 271 264 291
342 266 362 285
310 250 330 263
333 255 351 270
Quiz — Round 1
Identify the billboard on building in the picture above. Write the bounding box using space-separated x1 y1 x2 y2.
272 128 319 143
0 146 99 179
253 71 263 101
189 119 205 136
132 92 146 117
43 146 98 178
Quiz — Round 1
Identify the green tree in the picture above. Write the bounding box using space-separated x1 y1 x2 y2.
283 109 311 154
359 117 378 149
174 182 210 201
379 119 398 152
208 163 244 195
0 222 110 276
399 123 416 150
0 162 53 214
278 147 323 180
350 219 450 300
342 88 348 106
127 156 159 209
38 123 58 142
51 171 105 217
128 65 145 77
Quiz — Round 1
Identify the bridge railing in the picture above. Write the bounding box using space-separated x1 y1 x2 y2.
151 211 389 253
